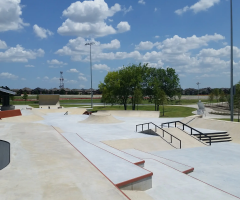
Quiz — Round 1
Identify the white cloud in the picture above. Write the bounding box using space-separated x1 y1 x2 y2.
67 68 79 73
0 40 7 49
197 46 240 58
135 41 160 50
0 0 29 32
108 19 113 22
67 80 78 84
57 0 130 38
123 6 133 15
175 0 220 15
33 24 54 39
79 72 84 76
44 76 49 80
0 45 44 62
47 59 68 65
49 65 63 68
56 37 121 61
155 35 160 39
51 77 59 82
138 0 146 5
79 76 87 81
93 64 110 71
25 65 35 67
21 78 26 81
0 72 18 79
154 8 157 12
117 21 131 33
37 77 40 79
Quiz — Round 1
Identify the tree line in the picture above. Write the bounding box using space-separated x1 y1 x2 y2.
98 63 181 114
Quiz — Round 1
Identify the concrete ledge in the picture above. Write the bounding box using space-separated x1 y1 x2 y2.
0 109 21 119
119 176 152 191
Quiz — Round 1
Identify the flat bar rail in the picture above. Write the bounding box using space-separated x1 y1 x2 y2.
136 122 182 149
161 121 214 145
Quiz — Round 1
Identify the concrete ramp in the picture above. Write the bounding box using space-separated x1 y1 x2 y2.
103 137 176 152
160 128 206 149
79 113 123 124
39 94 60 107
97 110 160 118
61 133 153 190
187 118 240 144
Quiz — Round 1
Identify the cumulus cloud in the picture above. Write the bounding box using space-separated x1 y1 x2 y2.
0 45 44 62
0 72 18 79
175 0 220 15
79 75 87 81
0 40 7 49
25 65 35 67
55 33 233 77
117 21 131 33
67 68 79 73
57 0 130 38
138 0 146 5
135 41 160 50
0 0 29 32
44 76 49 80
47 59 68 65
93 64 110 71
123 6 133 15
33 24 54 39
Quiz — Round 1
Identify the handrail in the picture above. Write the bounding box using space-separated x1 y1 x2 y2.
136 122 181 149
161 121 212 145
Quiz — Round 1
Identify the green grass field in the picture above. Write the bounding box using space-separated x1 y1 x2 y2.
92 105 195 118
218 118 240 122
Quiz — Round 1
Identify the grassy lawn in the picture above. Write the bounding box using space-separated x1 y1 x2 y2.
218 118 240 122
92 105 195 118
60 99 102 104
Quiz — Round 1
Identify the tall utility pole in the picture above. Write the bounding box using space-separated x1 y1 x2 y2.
197 82 200 100
85 42 95 108
230 0 234 121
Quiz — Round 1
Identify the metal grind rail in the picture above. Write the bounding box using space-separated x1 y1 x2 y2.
136 122 182 149
161 121 213 145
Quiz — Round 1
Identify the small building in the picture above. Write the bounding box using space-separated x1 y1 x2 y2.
0 88 16 111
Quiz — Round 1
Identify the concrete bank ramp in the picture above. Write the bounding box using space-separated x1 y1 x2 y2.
79 113 123 124
144 159 239 200
187 118 240 144
124 149 194 174
97 110 160 118
161 128 206 149
0 123 129 200
103 136 176 152
39 94 60 106
33 108 86 115
62 133 153 190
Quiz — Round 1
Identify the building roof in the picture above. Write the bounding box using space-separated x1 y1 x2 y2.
0 88 16 95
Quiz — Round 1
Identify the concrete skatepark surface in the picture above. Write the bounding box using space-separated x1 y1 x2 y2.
0 107 240 199
79 113 123 124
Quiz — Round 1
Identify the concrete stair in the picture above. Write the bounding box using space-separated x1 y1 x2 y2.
61 132 153 191
193 132 232 144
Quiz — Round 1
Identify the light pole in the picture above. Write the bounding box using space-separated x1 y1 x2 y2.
230 0 234 121
85 42 95 109
197 82 200 100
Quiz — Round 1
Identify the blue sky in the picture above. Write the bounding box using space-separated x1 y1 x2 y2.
0 0 240 90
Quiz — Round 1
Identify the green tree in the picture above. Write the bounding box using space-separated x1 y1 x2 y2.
234 82 240 122
134 87 142 110
22 92 28 104
219 90 225 106
208 92 214 106
213 88 219 104
158 90 167 116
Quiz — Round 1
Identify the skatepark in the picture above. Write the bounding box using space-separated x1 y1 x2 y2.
1 104 240 200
